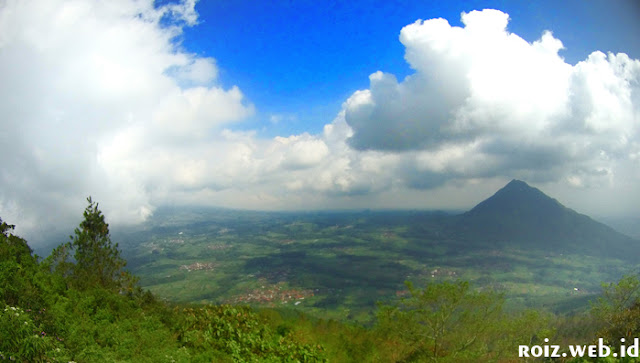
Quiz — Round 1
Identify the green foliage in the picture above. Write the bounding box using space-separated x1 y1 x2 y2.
64 197 135 291
592 275 640 345
176 304 326 362
0 305 67 362
280 316 382 362
0 218 43 308
376 280 552 362
43 242 74 287
377 280 503 361
49 287 186 362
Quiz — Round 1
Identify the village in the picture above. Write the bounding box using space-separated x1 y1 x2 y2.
179 261 216 272
227 281 315 306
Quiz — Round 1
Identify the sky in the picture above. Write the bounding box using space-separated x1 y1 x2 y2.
0 0 639 243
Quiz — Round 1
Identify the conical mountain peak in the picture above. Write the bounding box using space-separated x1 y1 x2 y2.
504 179 529 188
457 180 633 254
466 179 563 218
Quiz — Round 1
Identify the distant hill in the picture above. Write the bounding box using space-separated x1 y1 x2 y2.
454 179 638 258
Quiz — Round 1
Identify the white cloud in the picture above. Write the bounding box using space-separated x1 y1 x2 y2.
0 4 638 242
273 134 329 169
269 113 297 124
342 9 640 198
169 57 219 85
0 0 253 239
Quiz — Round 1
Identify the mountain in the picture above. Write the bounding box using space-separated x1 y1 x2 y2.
454 179 638 258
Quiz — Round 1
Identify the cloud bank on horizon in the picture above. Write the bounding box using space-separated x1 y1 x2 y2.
0 0 638 240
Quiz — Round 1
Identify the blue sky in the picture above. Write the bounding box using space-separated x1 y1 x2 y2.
1 0 639 241
179 0 640 136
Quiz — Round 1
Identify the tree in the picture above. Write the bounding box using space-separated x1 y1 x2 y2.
0 218 42 308
591 274 640 346
377 280 503 362
64 197 134 291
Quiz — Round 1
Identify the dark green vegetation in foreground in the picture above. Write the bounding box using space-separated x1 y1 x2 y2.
0 200 324 362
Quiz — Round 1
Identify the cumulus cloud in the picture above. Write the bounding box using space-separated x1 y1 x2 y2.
272 134 329 170
0 0 253 238
343 9 640 193
0 4 638 242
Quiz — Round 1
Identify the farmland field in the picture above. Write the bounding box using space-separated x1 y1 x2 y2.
118 207 634 323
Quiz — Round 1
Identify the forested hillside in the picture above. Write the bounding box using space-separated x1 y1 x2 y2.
0 200 324 362
1 199 640 362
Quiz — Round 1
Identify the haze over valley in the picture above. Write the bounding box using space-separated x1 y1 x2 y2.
118 180 640 320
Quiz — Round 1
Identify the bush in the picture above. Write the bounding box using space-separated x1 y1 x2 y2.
0 305 67 362
176 305 326 362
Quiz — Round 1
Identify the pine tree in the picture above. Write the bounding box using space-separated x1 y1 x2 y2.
68 197 131 291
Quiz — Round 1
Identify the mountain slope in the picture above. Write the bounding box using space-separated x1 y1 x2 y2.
454 180 637 257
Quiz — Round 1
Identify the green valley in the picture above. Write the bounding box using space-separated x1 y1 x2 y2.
3 180 640 362
120 181 638 322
